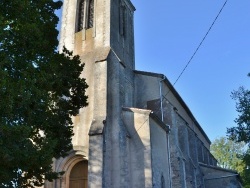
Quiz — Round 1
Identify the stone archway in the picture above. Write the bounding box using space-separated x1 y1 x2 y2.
69 160 88 188
46 152 88 188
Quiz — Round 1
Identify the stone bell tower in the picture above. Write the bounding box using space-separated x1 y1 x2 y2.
46 0 136 188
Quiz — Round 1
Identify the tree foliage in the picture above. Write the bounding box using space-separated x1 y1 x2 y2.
227 86 250 143
210 137 245 173
241 150 250 188
227 74 250 187
211 137 250 187
0 0 88 187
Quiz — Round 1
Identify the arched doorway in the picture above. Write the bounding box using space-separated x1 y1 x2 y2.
69 160 88 188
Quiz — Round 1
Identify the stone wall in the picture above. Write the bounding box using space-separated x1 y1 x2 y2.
200 164 242 188
133 71 222 187
147 97 218 188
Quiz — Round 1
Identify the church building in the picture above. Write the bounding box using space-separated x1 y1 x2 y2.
44 0 242 187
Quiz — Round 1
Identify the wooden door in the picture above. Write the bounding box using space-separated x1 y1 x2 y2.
69 161 88 188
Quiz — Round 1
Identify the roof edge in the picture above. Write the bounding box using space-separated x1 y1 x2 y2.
134 70 211 145
199 163 238 174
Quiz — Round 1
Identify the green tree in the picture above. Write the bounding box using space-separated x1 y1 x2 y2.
210 136 245 173
210 137 250 187
241 150 250 188
227 86 250 143
227 74 250 187
0 0 88 187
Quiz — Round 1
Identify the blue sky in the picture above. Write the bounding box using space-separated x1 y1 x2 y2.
131 0 250 141
57 0 249 142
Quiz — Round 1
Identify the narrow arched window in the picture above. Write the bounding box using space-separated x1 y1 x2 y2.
119 5 127 37
161 175 165 188
87 0 94 29
76 0 85 32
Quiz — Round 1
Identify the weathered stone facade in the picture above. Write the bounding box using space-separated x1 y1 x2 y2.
44 0 242 187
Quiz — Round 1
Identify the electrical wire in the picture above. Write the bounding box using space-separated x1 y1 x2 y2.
171 0 228 88
134 0 228 134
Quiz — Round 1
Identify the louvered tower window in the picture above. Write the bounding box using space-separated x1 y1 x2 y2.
76 0 94 32
87 0 94 29
76 0 85 32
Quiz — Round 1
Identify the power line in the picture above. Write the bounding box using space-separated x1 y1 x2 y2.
171 0 228 87
134 0 228 135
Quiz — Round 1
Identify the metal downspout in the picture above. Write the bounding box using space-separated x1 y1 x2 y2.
159 77 172 188
159 78 165 122
167 128 172 188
